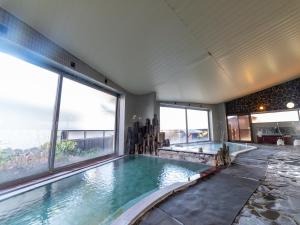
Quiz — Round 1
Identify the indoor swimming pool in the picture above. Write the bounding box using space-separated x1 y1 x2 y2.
0 155 209 225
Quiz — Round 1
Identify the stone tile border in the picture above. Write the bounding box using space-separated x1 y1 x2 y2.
230 145 258 160
111 167 219 225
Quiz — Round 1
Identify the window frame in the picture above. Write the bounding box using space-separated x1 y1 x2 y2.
0 42 119 187
159 104 211 144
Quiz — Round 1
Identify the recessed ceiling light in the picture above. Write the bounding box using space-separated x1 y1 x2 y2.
286 102 295 109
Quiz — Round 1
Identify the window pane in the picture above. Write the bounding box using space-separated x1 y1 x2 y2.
160 107 186 144
238 115 251 141
55 78 116 167
227 116 240 141
251 111 299 123
187 109 209 142
0 52 58 184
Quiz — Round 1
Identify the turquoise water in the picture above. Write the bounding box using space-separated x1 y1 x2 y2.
0 156 209 225
170 142 250 154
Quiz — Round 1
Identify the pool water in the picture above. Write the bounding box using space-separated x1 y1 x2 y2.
167 142 251 154
0 155 209 225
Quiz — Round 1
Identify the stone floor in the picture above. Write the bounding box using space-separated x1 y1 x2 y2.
234 146 300 225
138 145 300 225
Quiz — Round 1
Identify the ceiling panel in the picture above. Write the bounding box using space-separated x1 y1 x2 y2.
165 0 300 101
1 0 300 103
156 56 240 102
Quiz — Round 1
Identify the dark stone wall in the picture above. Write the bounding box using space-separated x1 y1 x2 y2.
226 77 300 115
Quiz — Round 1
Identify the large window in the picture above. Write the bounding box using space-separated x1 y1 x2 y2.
55 78 117 167
160 107 186 144
0 52 58 184
160 106 210 144
187 109 209 142
0 50 118 185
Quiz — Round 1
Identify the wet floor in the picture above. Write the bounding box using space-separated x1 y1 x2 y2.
234 147 300 225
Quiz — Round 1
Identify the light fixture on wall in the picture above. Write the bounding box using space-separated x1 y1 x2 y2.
286 102 295 109
258 105 265 111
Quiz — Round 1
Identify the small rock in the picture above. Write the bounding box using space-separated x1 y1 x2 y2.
263 194 277 201
252 202 264 209
250 209 261 217
260 210 280 220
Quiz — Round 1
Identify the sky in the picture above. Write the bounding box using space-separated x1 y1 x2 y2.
160 106 208 130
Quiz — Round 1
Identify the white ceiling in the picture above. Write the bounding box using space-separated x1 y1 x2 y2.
1 0 300 103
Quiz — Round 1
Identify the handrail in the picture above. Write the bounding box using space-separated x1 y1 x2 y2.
58 129 114 132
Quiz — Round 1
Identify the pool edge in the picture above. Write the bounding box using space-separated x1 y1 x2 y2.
111 167 218 225
230 146 258 161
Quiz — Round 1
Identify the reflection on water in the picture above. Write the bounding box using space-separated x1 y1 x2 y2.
234 148 300 225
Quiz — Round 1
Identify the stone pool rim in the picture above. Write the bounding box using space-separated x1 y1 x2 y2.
159 141 257 157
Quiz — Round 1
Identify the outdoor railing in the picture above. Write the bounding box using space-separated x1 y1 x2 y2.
59 130 115 151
